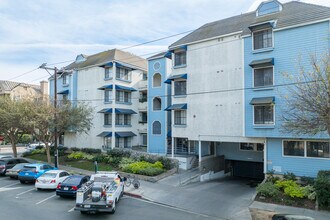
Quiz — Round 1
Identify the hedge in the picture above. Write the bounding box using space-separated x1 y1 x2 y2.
315 170 330 209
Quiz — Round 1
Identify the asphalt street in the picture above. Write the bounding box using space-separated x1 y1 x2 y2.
0 176 219 220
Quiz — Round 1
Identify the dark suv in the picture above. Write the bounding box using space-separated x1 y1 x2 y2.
0 158 30 175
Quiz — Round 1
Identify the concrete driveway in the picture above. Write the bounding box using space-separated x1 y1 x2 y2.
139 175 258 220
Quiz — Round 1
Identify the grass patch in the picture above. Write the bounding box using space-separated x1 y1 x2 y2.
25 154 112 172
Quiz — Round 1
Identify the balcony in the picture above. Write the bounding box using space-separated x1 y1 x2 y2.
138 102 147 111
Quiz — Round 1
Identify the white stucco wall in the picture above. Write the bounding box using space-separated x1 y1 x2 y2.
64 65 146 149
171 34 245 142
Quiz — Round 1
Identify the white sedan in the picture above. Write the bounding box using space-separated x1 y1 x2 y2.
35 170 70 190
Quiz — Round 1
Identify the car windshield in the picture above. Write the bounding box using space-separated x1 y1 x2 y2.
21 166 37 172
41 173 57 178
63 176 83 185
0 161 5 165
12 164 27 169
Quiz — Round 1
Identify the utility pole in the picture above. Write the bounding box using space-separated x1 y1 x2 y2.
39 63 59 168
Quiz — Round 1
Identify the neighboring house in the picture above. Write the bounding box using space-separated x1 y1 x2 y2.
0 80 48 101
147 52 172 154
157 0 330 177
49 49 147 150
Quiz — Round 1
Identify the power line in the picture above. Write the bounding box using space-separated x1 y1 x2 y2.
5 68 39 81
54 78 322 103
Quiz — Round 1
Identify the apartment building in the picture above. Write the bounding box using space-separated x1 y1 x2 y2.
49 49 147 150
148 0 330 178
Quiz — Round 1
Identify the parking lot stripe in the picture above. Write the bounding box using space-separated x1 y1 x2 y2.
0 182 20 188
36 194 56 205
17 188 35 196
68 207 75 212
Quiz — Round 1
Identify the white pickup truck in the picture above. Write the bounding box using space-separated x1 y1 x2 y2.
74 171 125 214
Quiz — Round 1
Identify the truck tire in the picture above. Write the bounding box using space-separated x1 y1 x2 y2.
111 200 116 214
20 180 25 184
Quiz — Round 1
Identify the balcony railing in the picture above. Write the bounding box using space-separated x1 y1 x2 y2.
139 97 147 103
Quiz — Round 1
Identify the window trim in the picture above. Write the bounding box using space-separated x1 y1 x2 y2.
252 27 274 51
104 90 112 103
152 73 162 88
282 140 330 160
152 120 162 135
152 97 162 112
174 110 187 125
173 50 187 67
253 104 275 126
252 66 274 88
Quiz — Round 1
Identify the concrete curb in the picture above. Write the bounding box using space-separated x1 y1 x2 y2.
123 191 143 199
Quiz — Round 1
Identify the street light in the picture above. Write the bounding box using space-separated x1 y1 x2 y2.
39 63 59 168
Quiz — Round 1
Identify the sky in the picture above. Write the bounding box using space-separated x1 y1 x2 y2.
1 0 330 85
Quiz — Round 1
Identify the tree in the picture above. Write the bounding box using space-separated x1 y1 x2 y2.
0 97 29 157
25 99 93 163
281 53 330 136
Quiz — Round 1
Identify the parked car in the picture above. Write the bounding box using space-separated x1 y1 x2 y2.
35 170 70 190
5 163 29 179
56 175 90 197
0 158 30 175
18 163 57 183
0 155 13 159
27 142 46 150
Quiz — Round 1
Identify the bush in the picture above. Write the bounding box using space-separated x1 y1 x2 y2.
93 154 109 163
81 148 101 154
122 161 164 176
266 170 281 183
315 170 330 209
107 157 122 168
303 185 316 200
107 148 131 158
67 151 94 161
283 172 297 181
70 147 80 152
256 182 280 198
275 180 297 190
300 176 315 186
283 185 306 198
157 156 174 170
118 157 135 170
50 146 68 156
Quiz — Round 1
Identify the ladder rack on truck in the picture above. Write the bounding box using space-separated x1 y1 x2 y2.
74 171 124 214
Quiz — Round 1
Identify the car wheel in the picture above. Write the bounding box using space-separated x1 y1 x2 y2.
10 176 15 179
20 180 25 184
111 200 116 214
80 211 88 214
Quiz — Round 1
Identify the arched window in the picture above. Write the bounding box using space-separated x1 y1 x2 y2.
153 73 161 87
153 97 161 111
152 121 161 135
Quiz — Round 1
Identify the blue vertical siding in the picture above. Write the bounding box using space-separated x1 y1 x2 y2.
148 57 170 154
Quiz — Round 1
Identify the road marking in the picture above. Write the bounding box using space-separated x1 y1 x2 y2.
128 197 225 220
0 187 22 192
35 194 56 205
17 188 35 196
0 182 20 188
68 207 75 212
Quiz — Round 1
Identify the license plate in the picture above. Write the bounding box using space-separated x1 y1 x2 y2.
64 187 68 190
84 205 90 208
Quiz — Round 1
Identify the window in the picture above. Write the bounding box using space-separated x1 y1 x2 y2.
116 67 131 81
240 143 264 151
142 134 147 146
307 141 330 158
153 73 161 87
139 91 147 102
104 113 112 125
152 121 161 135
63 74 68 85
104 137 111 149
104 90 111 102
283 141 304 157
105 68 112 79
62 94 68 101
174 80 186 95
174 51 186 66
254 67 273 87
116 91 131 103
253 28 272 50
174 110 186 125
115 114 131 126
254 105 274 125
116 137 131 148
153 97 161 111
139 112 147 123
142 72 148 80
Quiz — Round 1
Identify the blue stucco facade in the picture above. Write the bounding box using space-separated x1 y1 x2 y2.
147 56 171 154
244 21 330 177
